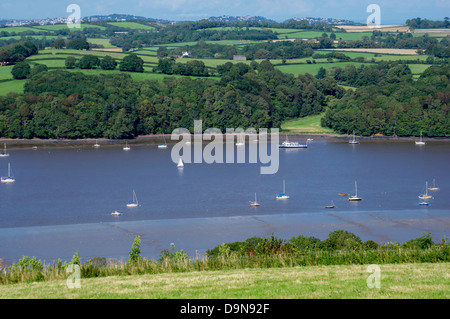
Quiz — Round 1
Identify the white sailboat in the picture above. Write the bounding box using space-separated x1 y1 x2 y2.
249 192 260 207
415 132 426 145
276 180 290 200
126 190 139 207
93 140 100 148
123 142 131 151
0 143 9 157
349 130 359 144
418 181 433 200
158 136 168 148
325 200 335 208
177 158 184 168
348 181 362 201
1 163 15 183
428 179 439 191
235 133 244 146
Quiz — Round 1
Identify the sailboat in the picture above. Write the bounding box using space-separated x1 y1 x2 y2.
123 142 131 151
348 181 362 201
249 193 260 207
158 136 168 148
427 179 439 191
0 143 9 157
276 180 290 199
93 140 100 148
126 190 139 207
235 133 244 146
415 132 426 145
1 163 15 183
177 158 184 168
349 130 359 144
325 200 335 208
418 181 433 200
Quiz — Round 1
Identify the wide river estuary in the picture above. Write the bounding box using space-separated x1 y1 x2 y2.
0 135 449 263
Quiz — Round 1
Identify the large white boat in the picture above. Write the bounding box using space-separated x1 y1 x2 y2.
111 211 121 216
349 130 359 144
279 135 307 149
126 190 139 207
415 132 426 145
276 180 290 200
0 143 9 157
348 181 362 201
1 163 15 183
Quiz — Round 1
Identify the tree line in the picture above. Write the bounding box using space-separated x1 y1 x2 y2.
321 64 450 136
0 60 344 139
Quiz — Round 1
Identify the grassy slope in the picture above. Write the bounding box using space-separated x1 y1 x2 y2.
1 262 448 298
281 113 335 134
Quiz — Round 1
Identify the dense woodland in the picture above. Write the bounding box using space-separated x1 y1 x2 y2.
321 64 450 136
0 60 344 138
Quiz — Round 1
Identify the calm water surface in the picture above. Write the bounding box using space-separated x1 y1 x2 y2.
0 138 449 262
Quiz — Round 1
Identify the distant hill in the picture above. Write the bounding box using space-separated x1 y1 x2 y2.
207 15 277 23
83 14 169 23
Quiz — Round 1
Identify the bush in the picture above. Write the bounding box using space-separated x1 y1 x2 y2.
11 62 30 79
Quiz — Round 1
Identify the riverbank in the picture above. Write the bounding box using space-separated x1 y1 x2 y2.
1 133 449 149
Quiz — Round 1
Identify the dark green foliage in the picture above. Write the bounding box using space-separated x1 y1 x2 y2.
0 62 337 138
321 63 450 136
78 54 100 69
11 61 30 79
67 38 90 50
128 236 142 264
28 64 48 78
65 56 77 69
99 55 117 70
119 54 144 72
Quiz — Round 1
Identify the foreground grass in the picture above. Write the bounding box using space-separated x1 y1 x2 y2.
281 113 335 133
0 262 448 299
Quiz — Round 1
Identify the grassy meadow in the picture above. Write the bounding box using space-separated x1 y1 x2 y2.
0 262 448 298
281 113 335 133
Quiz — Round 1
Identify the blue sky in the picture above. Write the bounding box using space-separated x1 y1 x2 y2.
1 0 448 23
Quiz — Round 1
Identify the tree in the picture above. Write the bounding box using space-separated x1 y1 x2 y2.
11 61 31 79
99 55 117 70
316 67 326 79
67 38 90 50
65 56 77 69
78 55 100 69
29 64 48 77
128 236 142 264
119 54 144 72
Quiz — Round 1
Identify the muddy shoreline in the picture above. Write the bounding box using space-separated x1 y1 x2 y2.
0 133 449 149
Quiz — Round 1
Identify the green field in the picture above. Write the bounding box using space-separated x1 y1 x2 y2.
87 38 119 48
107 22 155 30
0 79 26 95
0 262 448 298
281 113 335 133
275 62 371 77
